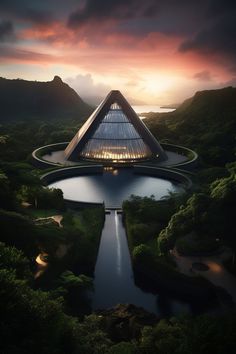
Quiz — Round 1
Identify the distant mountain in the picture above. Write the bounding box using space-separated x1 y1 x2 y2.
146 87 236 166
0 76 93 122
169 86 236 122
160 103 180 109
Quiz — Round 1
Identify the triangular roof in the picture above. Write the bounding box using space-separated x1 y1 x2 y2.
65 90 167 162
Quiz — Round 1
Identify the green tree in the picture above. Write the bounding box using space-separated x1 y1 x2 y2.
133 244 153 265
109 342 137 354
0 269 81 354
0 242 32 280
58 271 93 292
0 171 15 209
0 209 37 254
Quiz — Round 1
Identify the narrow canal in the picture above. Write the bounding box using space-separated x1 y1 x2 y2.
92 210 190 315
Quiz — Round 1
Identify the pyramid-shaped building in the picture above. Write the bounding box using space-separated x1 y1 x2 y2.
65 90 167 163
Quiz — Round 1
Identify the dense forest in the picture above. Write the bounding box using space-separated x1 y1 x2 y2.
0 85 236 353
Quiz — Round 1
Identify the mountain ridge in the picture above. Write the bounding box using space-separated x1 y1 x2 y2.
146 86 236 166
174 86 236 115
0 76 93 122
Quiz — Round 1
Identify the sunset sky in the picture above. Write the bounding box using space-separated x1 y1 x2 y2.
0 0 235 104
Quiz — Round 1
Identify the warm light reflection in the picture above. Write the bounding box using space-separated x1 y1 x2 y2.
113 169 118 175
207 262 222 273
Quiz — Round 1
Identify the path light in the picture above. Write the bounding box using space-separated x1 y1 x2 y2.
112 169 118 175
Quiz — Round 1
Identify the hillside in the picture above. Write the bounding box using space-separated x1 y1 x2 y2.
0 76 93 122
146 87 236 166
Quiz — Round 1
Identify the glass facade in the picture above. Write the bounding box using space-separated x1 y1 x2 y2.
80 103 152 161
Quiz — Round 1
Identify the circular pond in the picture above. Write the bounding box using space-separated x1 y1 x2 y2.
48 168 184 207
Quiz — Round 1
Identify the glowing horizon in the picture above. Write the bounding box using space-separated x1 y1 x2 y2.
0 1 235 105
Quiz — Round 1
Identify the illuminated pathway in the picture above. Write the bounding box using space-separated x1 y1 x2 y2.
173 248 236 303
34 215 64 278
35 253 48 279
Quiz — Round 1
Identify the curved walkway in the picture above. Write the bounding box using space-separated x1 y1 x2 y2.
34 215 63 228
157 151 189 166
32 142 197 171
172 248 236 303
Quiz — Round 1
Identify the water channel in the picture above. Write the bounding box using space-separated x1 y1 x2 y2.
92 210 191 315
48 169 196 315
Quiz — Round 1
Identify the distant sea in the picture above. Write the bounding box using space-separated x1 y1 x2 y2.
132 105 176 114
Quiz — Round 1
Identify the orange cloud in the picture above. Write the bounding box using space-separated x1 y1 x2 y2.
0 18 232 104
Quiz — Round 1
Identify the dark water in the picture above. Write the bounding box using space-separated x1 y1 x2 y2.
92 210 191 316
49 168 183 208
49 169 197 315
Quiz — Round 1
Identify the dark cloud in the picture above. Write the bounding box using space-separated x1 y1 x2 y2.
0 0 54 25
180 16 236 55
0 20 15 42
22 8 53 25
179 1 236 64
0 0 235 72
68 0 153 27
206 0 236 18
67 0 236 68
67 0 204 30
193 70 212 81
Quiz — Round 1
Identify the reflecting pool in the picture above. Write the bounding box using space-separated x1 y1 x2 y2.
48 168 183 208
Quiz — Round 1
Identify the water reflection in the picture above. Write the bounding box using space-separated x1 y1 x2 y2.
92 211 191 316
48 169 198 315
49 168 183 208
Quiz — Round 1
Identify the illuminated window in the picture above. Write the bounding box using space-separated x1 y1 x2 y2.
80 102 152 160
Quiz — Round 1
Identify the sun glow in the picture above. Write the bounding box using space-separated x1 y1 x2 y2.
143 74 178 94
